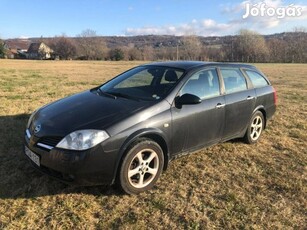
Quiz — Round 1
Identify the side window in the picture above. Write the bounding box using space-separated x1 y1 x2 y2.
245 70 269 88
220 68 247 94
180 69 220 99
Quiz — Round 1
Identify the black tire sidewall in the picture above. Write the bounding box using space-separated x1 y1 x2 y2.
119 139 164 194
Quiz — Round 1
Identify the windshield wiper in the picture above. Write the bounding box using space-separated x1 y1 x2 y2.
106 91 140 101
97 88 117 99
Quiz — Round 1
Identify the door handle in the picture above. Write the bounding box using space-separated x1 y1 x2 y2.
246 96 254 100
215 103 225 109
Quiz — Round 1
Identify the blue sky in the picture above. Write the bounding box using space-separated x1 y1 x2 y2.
0 0 306 38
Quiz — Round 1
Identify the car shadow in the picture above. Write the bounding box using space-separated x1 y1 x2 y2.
0 114 122 199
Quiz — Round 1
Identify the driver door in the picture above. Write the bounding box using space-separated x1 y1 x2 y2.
170 68 225 154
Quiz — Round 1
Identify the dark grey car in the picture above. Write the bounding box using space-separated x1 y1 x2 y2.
25 61 276 194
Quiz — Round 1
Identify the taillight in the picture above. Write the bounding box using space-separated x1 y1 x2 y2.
273 87 277 105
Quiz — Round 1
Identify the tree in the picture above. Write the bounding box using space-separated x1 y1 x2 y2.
286 30 307 63
50 36 77 60
127 47 142 61
142 45 155 61
109 48 125 61
267 38 287 63
181 35 202 60
0 39 6 58
233 29 269 62
76 29 108 60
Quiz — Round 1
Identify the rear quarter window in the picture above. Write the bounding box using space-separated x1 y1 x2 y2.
220 68 247 94
245 70 269 88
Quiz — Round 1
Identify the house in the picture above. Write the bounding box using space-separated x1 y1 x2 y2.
5 49 15 59
27 42 54 59
4 39 31 59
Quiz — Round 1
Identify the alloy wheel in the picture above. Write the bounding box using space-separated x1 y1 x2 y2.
127 149 159 189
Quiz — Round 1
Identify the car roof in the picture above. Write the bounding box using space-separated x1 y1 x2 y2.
144 61 257 71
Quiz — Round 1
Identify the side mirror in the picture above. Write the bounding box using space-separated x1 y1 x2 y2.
175 93 201 108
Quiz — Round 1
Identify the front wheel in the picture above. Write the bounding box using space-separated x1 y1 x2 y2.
244 111 265 144
119 138 164 195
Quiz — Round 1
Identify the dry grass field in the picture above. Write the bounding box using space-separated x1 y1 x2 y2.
0 60 306 229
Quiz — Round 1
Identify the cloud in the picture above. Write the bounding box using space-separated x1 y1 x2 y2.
125 19 238 36
124 0 307 36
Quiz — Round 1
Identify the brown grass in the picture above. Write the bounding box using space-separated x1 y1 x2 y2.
0 60 306 229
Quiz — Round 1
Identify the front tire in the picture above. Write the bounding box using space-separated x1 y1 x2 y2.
119 138 164 195
244 111 265 144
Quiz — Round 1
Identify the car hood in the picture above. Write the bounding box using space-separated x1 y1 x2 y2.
31 90 152 137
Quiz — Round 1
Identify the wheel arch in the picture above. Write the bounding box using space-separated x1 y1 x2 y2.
112 129 170 184
253 105 267 129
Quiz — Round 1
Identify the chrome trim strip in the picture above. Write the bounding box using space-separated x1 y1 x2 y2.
37 143 54 150
26 129 31 139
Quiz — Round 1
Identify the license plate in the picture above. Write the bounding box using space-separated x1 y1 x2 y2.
25 146 40 167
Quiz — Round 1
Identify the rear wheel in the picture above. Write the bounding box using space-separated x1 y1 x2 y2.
119 138 164 194
244 111 265 144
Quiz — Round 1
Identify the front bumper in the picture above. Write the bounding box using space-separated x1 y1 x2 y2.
24 131 119 186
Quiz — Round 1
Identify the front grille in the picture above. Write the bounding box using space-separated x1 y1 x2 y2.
38 136 63 147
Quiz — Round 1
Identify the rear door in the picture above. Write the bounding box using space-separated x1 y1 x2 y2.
171 68 225 153
219 68 256 139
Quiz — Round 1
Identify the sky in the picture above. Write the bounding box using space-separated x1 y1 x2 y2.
0 0 306 39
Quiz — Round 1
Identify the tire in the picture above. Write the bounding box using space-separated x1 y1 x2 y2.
244 111 265 144
119 138 164 195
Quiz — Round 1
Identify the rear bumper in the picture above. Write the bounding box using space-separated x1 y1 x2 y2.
24 134 119 186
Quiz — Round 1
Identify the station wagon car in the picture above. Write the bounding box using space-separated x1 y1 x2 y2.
24 61 276 194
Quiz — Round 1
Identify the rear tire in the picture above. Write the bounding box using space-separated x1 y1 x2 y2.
244 111 265 144
119 138 164 195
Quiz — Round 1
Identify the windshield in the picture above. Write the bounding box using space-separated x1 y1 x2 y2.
99 66 184 101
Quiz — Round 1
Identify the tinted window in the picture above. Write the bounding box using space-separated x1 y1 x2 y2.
180 69 220 99
220 69 247 94
245 70 269 88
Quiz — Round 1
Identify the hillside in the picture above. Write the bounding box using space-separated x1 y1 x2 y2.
4 32 305 49
3 32 306 63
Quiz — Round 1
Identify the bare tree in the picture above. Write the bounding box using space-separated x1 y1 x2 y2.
180 35 202 60
76 29 108 60
50 36 77 60
267 38 287 63
127 47 142 61
234 29 269 62
141 46 155 61
286 29 307 63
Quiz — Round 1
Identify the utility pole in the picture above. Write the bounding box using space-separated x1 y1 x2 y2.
176 39 181 61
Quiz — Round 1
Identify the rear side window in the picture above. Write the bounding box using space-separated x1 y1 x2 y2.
245 70 269 88
220 68 247 94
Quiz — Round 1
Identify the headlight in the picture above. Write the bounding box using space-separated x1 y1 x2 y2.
56 130 110 150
